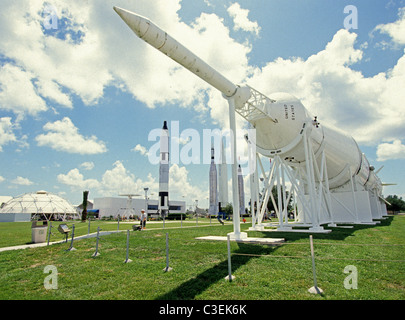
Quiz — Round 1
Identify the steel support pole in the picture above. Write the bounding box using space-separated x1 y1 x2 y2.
308 235 323 294
47 222 52 246
163 232 173 272
92 227 101 257
225 234 235 281
124 230 132 263
66 224 76 251
226 97 247 240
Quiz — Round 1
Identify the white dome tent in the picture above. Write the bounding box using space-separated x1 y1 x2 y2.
0 190 78 222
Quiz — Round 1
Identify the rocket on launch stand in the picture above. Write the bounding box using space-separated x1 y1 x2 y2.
114 6 388 237
218 138 228 207
159 121 170 218
208 145 218 216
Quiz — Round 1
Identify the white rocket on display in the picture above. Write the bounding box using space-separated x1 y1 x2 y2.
238 164 245 216
218 138 228 207
114 6 389 236
159 121 169 217
209 145 218 216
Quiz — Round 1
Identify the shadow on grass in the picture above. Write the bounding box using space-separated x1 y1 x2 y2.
156 217 393 300
156 242 275 300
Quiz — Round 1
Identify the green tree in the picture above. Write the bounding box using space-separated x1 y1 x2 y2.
267 185 293 213
81 190 89 222
223 203 233 218
385 195 405 213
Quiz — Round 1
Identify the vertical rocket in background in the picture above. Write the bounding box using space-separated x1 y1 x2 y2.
238 164 245 216
159 121 169 217
209 145 218 216
218 138 228 207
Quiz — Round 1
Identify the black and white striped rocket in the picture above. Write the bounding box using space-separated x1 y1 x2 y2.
218 138 228 206
159 121 169 217
238 164 245 216
209 145 218 216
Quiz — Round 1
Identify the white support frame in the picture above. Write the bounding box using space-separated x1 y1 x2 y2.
249 124 333 233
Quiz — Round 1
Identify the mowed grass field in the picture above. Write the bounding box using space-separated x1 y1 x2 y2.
0 216 404 300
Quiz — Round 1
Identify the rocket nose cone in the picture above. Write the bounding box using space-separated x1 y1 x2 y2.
113 6 148 38
113 6 129 19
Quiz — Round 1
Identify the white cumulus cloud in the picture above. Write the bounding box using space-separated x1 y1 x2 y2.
57 168 100 190
246 29 405 148
377 140 405 161
11 176 34 186
375 8 405 45
80 161 95 171
227 3 260 36
132 144 149 156
0 117 17 151
35 117 107 154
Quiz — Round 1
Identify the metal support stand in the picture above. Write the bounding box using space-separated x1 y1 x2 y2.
249 125 332 234
225 235 235 281
124 230 132 263
66 224 76 251
47 222 53 246
225 96 247 240
163 233 173 272
92 227 101 257
308 235 323 294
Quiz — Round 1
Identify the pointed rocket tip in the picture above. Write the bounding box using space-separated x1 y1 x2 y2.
163 121 168 130
113 6 123 14
113 6 129 21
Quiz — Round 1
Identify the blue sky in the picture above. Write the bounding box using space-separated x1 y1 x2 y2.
0 0 404 208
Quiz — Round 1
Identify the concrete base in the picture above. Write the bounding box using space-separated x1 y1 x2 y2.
91 252 100 257
250 224 332 233
225 275 235 281
163 267 173 272
124 259 133 263
341 221 378 225
256 227 332 234
227 232 248 240
308 286 323 294
328 223 354 228
195 235 285 245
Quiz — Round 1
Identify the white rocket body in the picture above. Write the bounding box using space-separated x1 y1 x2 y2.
238 164 245 216
218 138 228 206
251 92 372 191
114 7 386 221
159 121 169 215
113 7 237 97
209 146 218 216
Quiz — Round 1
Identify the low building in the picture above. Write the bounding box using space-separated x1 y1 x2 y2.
93 197 186 219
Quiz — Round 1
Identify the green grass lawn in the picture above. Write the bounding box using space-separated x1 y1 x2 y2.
0 216 404 300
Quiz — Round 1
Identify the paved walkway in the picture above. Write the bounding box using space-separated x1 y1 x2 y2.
0 221 241 253
0 230 116 253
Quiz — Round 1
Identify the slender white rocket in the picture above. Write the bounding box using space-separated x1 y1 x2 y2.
238 164 245 216
218 137 228 206
159 121 169 216
113 6 237 97
209 145 218 216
